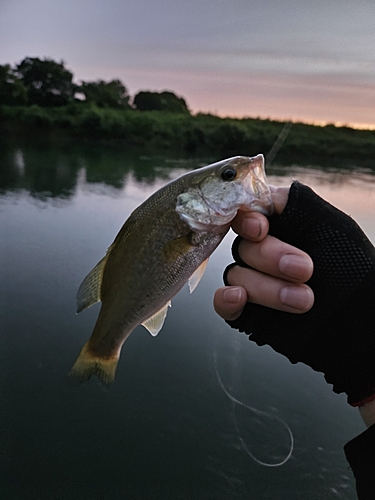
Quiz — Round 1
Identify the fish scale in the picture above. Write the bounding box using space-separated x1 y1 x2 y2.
70 154 273 384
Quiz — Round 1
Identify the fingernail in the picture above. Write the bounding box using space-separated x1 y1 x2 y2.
279 254 311 280
280 286 314 311
223 287 243 304
241 218 262 238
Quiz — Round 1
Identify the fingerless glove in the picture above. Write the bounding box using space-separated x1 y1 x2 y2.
225 182 375 406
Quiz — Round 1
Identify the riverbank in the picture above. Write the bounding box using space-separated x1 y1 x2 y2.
1 104 375 166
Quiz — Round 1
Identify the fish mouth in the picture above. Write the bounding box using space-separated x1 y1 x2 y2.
197 154 274 220
240 154 274 215
175 154 274 234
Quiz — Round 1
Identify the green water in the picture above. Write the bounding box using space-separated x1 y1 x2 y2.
1 139 373 499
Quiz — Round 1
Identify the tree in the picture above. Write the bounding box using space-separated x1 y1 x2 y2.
133 91 190 113
16 57 74 107
0 64 27 105
78 79 130 109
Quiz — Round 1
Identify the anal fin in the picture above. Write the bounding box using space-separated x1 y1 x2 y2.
142 301 171 336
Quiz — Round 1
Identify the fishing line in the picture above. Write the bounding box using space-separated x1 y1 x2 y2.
266 121 293 166
213 337 294 467
213 115 294 466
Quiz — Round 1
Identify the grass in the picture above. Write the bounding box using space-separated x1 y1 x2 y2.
1 103 375 166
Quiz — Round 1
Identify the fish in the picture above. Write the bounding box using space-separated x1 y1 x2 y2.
70 154 273 384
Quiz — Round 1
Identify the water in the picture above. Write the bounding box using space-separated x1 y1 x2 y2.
1 139 374 499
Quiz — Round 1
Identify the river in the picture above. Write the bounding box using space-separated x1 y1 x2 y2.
1 139 374 499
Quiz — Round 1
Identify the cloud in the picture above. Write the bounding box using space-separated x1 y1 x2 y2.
0 0 374 126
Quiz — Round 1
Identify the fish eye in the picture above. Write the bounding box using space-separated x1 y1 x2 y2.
221 167 237 181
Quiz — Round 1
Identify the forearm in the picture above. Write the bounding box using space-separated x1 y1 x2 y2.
359 398 375 428
344 420 375 500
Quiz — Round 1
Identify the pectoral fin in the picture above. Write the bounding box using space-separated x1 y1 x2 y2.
76 253 110 313
142 301 171 336
188 258 209 293
163 235 194 262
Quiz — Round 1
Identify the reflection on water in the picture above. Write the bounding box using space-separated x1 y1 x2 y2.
2 138 375 203
0 139 213 201
1 139 374 500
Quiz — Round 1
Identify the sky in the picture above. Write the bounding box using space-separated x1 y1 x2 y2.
1 0 374 128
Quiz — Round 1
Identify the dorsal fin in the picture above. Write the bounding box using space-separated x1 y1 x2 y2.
188 258 209 293
76 252 110 313
141 301 171 336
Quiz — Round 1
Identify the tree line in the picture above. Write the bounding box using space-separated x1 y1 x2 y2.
1 57 374 165
0 57 190 113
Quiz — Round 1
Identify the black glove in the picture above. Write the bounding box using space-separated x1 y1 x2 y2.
224 181 375 406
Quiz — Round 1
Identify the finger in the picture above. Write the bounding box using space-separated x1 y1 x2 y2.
226 265 314 313
237 236 314 283
270 186 290 214
231 211 269 242
230 186 291 241
214 286 247 321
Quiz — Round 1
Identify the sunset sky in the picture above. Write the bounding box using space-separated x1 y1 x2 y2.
1 0 374 128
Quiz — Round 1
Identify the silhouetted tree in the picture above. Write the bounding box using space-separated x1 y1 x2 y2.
133 91 190 113
16 57 74 107
0 64 27 105
78 79 130 109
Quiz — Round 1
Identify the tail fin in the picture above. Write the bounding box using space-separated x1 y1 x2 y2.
69 342 119 384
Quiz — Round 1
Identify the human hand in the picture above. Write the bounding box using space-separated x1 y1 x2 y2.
214 181 375 407
214 186 314 320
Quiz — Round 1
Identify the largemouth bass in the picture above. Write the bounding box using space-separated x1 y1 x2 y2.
71 154 273 383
